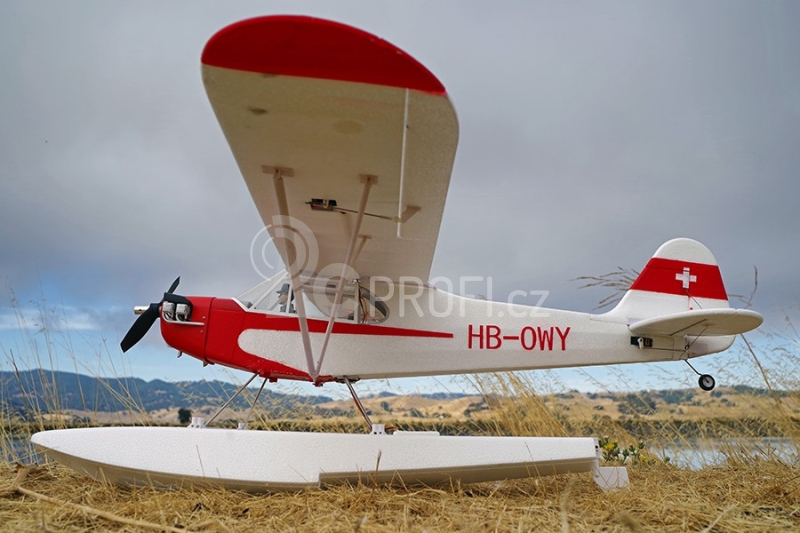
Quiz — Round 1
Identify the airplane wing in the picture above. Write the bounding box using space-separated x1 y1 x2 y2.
629 308 764 337
201 16 458 282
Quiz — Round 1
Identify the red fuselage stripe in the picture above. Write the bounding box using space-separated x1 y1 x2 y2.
254 315 454 338
630 258 727 300
160 298 453 382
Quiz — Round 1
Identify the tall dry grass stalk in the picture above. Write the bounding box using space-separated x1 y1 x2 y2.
0 288 157 463
469 372 570 437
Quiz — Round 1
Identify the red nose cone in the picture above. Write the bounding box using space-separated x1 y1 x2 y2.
160 297 213 359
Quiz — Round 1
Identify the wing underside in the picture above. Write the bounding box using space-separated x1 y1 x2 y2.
202 16 459 281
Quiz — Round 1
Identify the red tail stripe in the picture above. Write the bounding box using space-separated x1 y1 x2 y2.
630 258 727 300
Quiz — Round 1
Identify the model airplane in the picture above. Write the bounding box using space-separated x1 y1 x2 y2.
119 17 760 394
33 15 762 492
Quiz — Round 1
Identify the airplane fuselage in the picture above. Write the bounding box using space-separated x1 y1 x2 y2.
160 284 734 383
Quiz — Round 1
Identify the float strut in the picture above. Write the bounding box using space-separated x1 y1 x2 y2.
344 378 372 431
206 372 259 426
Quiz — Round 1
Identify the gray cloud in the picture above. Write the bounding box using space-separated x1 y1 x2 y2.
1 2 798 383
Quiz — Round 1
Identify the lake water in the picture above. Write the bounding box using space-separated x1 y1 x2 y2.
3 436 42 464
648 437 798 469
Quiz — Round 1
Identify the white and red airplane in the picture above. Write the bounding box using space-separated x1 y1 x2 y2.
35 15 764 492
120 15 762 395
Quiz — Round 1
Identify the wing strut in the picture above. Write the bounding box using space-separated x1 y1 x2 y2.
312 175 376 380
268 166 317 379
351 235 371 268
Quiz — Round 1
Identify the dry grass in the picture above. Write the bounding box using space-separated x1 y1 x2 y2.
2 367 798 532
2 457 799 532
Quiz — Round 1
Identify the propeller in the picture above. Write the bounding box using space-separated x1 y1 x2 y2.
120 277 182 353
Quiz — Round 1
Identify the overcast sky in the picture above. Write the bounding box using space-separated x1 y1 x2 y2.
1 2 798 395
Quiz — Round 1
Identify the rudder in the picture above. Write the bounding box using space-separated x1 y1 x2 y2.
608 238 730 322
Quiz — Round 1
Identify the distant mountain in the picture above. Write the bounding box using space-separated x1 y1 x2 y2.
419 392 471 400
0 369 332 417
364 391 470 400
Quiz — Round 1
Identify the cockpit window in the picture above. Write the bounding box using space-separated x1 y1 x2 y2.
235 271 388 323
235 272 287 311
304 282 358 320
358 286 389 324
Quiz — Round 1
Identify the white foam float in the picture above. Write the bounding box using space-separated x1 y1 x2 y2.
32 424 628 492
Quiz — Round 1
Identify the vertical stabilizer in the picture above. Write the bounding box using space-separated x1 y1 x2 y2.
608 238 729 322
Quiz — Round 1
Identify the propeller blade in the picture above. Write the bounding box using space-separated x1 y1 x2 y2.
120 302 159 353
167 276 180 294
121 277 182 353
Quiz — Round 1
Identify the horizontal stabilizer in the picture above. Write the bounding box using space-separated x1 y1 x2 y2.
629 308 763 337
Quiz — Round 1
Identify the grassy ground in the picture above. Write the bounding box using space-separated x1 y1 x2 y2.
2 365 800 532
2 369 798 532
2 455 799 532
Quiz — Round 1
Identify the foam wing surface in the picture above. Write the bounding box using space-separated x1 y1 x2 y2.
202 16 458 281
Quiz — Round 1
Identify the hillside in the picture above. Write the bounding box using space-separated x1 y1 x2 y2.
0 369 331 420
319 386 800 423
2 369 798 428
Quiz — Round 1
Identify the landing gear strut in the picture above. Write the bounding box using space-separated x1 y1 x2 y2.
685 360 716 391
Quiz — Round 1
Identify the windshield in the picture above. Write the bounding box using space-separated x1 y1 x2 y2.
235 272 388 324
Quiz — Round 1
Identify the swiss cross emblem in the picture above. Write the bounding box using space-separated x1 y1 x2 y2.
675 267 697 289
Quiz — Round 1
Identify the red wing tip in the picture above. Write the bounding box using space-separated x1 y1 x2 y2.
202 15 446 95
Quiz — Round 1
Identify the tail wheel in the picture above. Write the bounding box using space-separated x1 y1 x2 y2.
699 374 716 391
